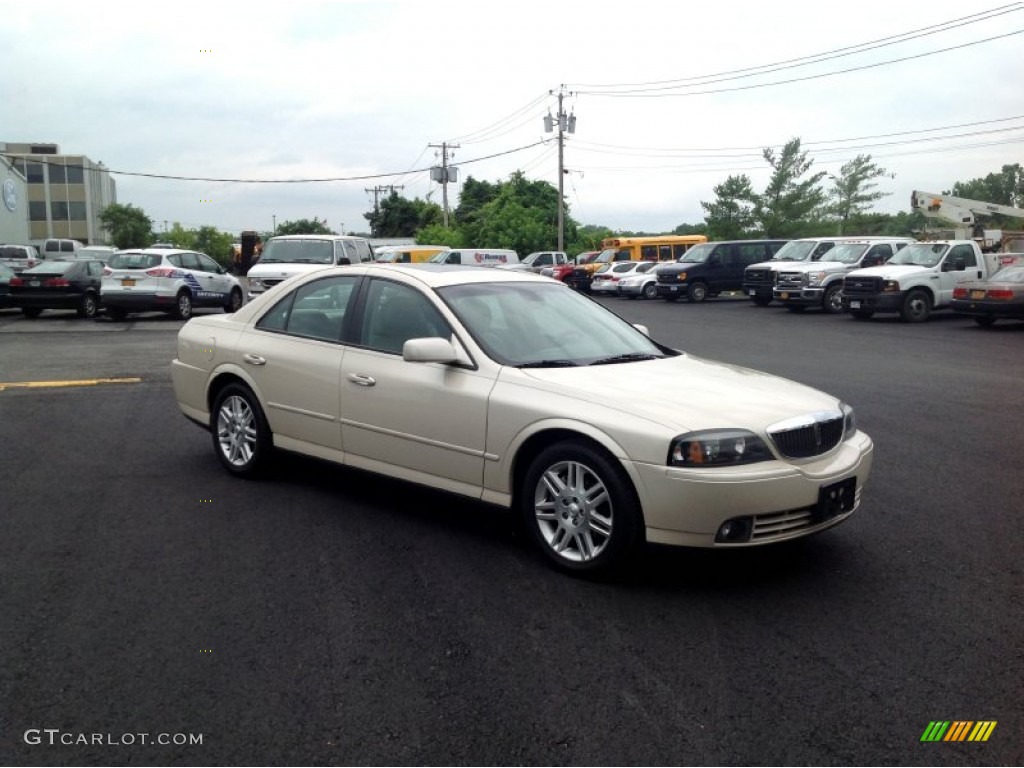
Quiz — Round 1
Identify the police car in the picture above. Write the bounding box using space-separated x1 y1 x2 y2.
101 248 244 321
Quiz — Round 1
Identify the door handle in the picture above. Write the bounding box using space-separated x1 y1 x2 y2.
242 353 266 366
347 373 376 387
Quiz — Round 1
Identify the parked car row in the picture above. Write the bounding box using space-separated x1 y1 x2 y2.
0 248 245 320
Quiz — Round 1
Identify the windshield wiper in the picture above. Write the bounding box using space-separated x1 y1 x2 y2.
589 353 662 366
516 359 581 368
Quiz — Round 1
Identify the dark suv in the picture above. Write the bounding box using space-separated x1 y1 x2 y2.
656 240 787 302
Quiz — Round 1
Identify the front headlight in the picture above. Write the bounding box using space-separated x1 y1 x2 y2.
676 271 688 281
669 429 774 467
250 278 265 290
882 280 900 292
807 271 828 286
841 403 856 440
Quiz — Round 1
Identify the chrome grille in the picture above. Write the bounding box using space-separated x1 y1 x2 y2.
842 276 881 297
768 412 844 459
776 272 804 290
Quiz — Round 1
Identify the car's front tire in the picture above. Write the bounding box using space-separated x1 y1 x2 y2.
210 383 272 477
224 288 243 313
686 282 708 303
900 289 931 323
520 440 642 576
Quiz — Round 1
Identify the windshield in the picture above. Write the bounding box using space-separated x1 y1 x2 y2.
822 243 869 264
770 241 817 262
259 239 334 264
991 265 1024 283
439 282 670 367
679 243 715 263
888 243 949 267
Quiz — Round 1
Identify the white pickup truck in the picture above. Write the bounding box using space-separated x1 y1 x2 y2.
840 240 1022 322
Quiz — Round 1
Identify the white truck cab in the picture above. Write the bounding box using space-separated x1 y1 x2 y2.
841 240 1015 322
247 235 374 300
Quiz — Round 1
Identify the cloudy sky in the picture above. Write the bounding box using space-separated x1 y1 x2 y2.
2 0 1022 238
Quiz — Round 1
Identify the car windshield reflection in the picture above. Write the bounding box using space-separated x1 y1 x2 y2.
439 282 671 367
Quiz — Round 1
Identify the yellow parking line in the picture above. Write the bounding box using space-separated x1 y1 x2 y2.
0 377 143 391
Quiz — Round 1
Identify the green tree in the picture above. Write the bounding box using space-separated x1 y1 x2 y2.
829 155 890 234
193 226 235 267
364 192 442 237
99 203 153 249
752 138 826 237
700 175 757 239
275 217 335 235
472 172 576 254
414 224 463 248
163 222 197 250
947 163 1024 221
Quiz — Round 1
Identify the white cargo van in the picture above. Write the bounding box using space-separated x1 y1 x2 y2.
428 248 519 267
42 238 83 260
246 234 374 300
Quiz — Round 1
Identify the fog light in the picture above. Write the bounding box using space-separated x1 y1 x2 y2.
715 517 753 543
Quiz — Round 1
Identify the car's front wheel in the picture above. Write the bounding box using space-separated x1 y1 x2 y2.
520 440 642 576
210 383 271 477
224 288 243 313
686 282 708 303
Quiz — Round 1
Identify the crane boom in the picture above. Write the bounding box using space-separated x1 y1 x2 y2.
911 191 1024 252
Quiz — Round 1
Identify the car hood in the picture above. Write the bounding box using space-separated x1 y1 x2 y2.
846 264 933 280
776 260 849 273
505 353 840 434
248 263 333 279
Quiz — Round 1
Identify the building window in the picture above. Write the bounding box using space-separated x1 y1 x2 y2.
51 201 69 219
69 202 87 220
66 165 84 183
30 145 57 154
26 163 44 183
29 201 47 221
48 163 66 183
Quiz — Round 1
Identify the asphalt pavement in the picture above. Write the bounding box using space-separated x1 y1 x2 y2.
0 300 1021 766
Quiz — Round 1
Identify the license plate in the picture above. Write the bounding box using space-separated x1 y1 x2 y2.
849 300 861 308
815 477 856 521
669 286 678 292
780 292 789 300
970 289 985 299
748 289 756 296
30 280 40 287
122 279 136 287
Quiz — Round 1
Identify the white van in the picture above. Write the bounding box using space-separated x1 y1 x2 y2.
428 248 519 267
42 238 83 260
246 234 374 300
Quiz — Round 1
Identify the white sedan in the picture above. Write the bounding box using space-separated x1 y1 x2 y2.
171 264 873 575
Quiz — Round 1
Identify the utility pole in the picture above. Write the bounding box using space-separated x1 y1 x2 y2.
544 87 575 252
429 142 459 227
365 185 404 237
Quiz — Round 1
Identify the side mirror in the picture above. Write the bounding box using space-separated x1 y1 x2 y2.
403 337 458 364
337 257 351 265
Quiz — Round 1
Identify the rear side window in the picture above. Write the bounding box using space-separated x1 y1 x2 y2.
109 253 161 270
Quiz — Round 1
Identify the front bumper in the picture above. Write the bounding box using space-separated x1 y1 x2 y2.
742 283 774 300
632 431 873 547
774 287 823 307
841 291 902 313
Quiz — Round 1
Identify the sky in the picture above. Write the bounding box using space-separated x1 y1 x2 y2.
2 0 1022 239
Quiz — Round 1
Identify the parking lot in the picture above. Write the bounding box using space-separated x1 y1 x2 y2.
1 298 1021 766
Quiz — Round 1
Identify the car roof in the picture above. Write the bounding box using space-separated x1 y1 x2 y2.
266 234 367 241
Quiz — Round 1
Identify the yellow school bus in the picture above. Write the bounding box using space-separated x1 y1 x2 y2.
567 234 707 292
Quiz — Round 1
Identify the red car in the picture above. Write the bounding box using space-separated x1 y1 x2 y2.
543 251 600 283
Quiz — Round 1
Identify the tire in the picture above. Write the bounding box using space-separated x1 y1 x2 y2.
686 282 708 303
174 290 194 321
77 292 99 319
520 440 642 576
751 295 772 307
899 289 931 323
21 307 42 318
106 306 128 321
823 284 844 314
849 309 874 320
210 383 272 477
641 282 657 300
224 287 243 313
974 316 997 327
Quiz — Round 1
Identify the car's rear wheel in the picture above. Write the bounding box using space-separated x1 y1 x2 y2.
77 292 99 318
174 290 194 321
224 288 243 313
21 307 42 318
974 315 997 327
642 282 657 300
211 383 271 477
520 440 642 576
